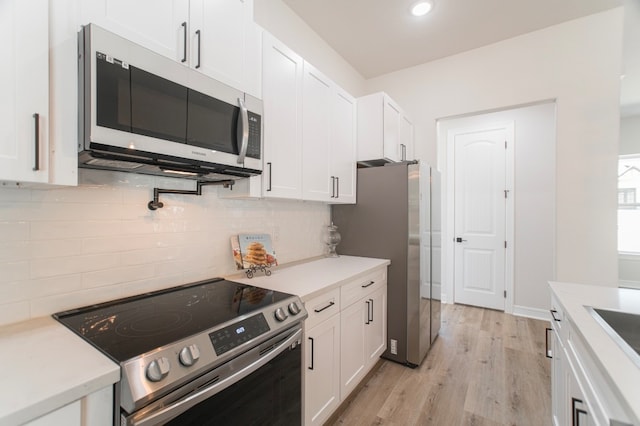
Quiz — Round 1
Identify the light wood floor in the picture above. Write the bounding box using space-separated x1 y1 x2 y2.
328 303 551 426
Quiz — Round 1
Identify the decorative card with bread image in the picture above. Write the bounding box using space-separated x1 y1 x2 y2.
237 233 278 269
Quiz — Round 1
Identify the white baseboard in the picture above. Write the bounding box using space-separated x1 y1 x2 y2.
619 280 640 290
512 305 550 321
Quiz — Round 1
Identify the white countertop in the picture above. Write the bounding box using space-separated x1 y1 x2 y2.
549 281 640 424
0 316 120 426
231 255 391 301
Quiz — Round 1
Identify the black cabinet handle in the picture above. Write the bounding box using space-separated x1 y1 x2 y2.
361 280 375 288
181 22 187 63
365 300 371 324
314 301 335 313
32 113 40 171
369 298 374 322
575 408 587 425
545 327 552 359
336 177 340 198
550 309 561 322
266 162 272 191
308 337 314 370
330 176 336 198
195 29 201 69
571 397 583 426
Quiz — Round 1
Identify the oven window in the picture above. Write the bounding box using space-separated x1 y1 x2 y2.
187 91 239 155
165 345 301 425
96 53 131 132
130 66 188 143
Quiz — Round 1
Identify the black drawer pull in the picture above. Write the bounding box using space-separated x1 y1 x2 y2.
545 328 552 359
361 280 375 288
314 301 335 313
550 309 561 322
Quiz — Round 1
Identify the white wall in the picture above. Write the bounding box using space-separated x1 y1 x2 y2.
253 0 366 97
438 102 556 316
620 114 640 154
0 170 329 326
365 9 623 294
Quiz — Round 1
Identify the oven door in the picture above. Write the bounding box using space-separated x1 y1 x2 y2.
123 326 302 426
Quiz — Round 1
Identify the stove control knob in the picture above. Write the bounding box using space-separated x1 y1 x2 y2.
288 302 301 315
274 307 288 322
146 357 170 382
179 344 200 367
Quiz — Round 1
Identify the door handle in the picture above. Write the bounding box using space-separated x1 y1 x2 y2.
308 337 314 370
455 237 467 243
330 176 336 198
336 177 340 198
266 162 272 192
365 300 371 324
550 309 561 322
369 298 374 323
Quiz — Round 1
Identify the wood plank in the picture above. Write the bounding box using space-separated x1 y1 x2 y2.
328 304 551 426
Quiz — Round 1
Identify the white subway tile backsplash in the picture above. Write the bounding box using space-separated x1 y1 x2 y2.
0 261 29 284
0 170 329 325
30 253 120 279
83 264 155 288
0 302 30 327
0 221 29 242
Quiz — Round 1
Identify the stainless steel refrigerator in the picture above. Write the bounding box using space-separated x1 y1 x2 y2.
331 161 441 367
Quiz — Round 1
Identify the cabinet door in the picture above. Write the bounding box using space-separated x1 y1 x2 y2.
305 315 341 426
383 96 401 162
81 0 189 62
551 329 567 426
301 62 332 202
189 0 258 92
365 285 387 365
567 366 593 426
399 115 414 161
262 33 303 199
330 88 357 204
0 0 49 184
340 299 367 399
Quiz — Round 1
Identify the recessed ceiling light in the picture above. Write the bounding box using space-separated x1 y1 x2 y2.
411 1 433 17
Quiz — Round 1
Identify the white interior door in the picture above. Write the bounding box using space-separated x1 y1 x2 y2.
453 125 511 310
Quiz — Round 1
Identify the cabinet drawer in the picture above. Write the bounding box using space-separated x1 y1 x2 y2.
305 288 341 330
341 269 386 308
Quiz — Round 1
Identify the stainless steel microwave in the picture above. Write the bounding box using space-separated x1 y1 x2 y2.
78 24 262 181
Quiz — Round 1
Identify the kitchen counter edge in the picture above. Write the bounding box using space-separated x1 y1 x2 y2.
0 316 120 426
549 281 640 424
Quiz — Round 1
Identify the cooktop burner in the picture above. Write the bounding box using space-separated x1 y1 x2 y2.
53 278 292 362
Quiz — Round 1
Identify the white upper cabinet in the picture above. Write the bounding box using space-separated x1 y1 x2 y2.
261 32 303 199
80 0 261 97
301 62 357 203
357 92 414 164
302 62 333 201
399 115 415 161
0 0 50 184
330 88 357 203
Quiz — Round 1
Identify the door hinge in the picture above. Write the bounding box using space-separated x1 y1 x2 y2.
504 290 507 298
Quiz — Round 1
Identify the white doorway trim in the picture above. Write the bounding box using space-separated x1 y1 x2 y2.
443 120 515 314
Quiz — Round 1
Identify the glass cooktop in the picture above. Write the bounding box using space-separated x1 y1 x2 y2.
53 278 291 362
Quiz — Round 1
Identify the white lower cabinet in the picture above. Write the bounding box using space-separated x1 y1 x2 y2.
303 267 387 425
549 293 635 426
24 386 113 426
304 313 341 426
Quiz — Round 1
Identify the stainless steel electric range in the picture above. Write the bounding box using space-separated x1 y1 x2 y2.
53 278 307 426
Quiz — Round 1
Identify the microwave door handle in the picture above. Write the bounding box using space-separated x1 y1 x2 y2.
237 98 249 164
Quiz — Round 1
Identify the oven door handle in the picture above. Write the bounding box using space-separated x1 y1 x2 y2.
126 327 302 426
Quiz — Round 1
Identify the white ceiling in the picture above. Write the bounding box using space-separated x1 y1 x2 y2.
282 0 622 79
